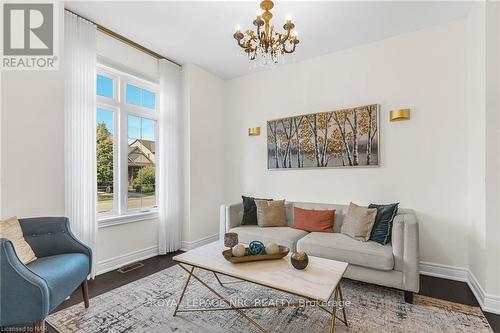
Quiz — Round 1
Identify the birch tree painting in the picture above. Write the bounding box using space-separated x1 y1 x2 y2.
267 104 379 169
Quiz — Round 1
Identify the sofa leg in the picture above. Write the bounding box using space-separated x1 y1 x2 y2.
34 321 45 332
404 291 414 304
81 280 89 308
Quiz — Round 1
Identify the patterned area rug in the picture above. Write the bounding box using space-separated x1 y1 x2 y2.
48 265 492 333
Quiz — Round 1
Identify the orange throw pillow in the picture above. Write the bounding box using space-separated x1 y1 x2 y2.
293 207 335 233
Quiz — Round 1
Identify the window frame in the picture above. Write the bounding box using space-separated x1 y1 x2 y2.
96 64 160 227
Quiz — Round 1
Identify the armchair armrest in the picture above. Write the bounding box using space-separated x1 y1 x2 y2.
219 203 244 245
19 217 92 273
0 239 50 326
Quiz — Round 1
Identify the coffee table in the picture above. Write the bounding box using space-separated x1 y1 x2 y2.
173 242 348 333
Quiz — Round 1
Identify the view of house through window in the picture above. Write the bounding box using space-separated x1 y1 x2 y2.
96 66 158 217
127 115 156 210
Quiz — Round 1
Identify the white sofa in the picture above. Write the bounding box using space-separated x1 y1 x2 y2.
219 201 419 303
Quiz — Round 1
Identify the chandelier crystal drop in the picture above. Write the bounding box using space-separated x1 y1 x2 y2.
233 0 299 68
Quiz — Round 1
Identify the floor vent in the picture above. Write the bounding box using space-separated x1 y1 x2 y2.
117 261 144 274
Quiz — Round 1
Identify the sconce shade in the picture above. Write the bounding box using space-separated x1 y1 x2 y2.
390 109 411 121
248 127 261 136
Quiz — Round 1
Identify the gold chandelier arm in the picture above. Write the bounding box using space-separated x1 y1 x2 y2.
277 30 291 46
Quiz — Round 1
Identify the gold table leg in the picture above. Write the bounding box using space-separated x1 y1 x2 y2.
177 264 269 333
213 271 224 287
330 286 339 333
338 283 348 327
174 263 348 333
173 265 194 316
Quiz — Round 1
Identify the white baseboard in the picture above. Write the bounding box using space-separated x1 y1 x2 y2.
96 245 159 275
420 261 500 314
419 261 469 282
181 233 219 251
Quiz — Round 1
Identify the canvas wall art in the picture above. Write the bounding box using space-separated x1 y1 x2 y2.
267 104 379 169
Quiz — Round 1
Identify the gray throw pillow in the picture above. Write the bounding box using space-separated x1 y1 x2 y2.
255 199 287 227
341 202 377 241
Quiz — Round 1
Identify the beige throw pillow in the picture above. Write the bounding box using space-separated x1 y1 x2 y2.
0 216 37 264
255 199 287 227
341 203 377 241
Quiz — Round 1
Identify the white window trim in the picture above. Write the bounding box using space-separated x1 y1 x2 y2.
96 64 160 227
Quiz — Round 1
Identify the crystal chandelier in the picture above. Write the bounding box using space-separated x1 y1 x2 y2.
233 0 299 68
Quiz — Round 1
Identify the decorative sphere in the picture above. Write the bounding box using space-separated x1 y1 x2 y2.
291 251 309 270
232 244 246 257
265 243 280 255
249 241 266 255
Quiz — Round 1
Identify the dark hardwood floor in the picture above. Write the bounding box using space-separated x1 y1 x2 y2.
3 253 499 333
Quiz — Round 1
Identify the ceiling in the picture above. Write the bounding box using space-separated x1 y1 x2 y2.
65 1 472 79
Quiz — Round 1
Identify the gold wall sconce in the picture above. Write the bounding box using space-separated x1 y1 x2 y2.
248 127 261 136
390 108 411 121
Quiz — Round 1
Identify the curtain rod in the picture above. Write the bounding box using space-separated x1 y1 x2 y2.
64 8 181 67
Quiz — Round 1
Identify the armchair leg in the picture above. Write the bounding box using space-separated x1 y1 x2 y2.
81 280 89 308
404 291 414 304
34 321 45 332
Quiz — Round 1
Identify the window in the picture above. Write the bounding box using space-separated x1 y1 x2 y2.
96 65 159 223
97 74 114 98
126 84 156 109
127 115 156 210
96 108 114 213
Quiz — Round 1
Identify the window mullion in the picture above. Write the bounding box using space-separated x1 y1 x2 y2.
119 83 129 214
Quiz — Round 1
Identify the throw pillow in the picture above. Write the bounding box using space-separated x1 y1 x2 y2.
255 199 287 227
241 196 272 225
340 202 377 241
0 216 37 264
369 203 399 245
293 207 335 232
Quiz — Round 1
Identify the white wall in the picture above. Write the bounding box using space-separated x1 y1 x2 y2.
467 1 500 306
467 1 487 295
225 20 469 268
182 64 226 246
484 0 500 299
1 6 65 218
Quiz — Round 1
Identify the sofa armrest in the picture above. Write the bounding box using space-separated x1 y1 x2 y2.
19 217 92 273
0 239 50 326
219 203 244 244
392 211 420 292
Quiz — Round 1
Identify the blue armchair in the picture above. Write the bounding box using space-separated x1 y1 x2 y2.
1 217 92 330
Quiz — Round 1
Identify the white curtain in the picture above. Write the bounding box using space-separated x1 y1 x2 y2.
64 12 98 277
158 59 183 254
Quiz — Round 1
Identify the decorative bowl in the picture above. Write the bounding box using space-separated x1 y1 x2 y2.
222 245 289 264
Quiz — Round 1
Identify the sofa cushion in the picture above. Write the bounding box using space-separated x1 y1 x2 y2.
255 200 286 227
369 203 399 245
340 203 377 241
296 232 394 271
0 216 37 264
27 253 89 311
293 207 335 233
229 226 308 251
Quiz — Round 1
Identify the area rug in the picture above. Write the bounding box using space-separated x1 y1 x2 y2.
48 265 492 333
